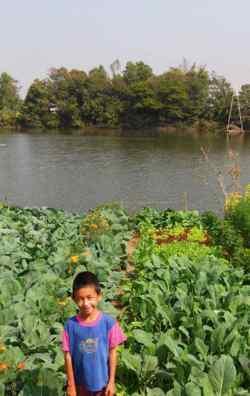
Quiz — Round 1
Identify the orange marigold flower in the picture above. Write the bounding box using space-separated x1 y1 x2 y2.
17 361 25 370
71 255 79 263
0 362 9 372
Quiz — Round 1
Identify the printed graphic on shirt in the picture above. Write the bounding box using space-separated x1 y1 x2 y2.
79 337 98 354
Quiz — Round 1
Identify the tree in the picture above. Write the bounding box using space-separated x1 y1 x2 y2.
88 66 109 90
206 73 233 124
184 65 210 121
21 79 59 129
0 72 21 128
121 79 161 128
15 61 239 130
123 62 153 85
82 66 123 127
48 67 87 128
239 84 250 130
110 59 121 78
154 69 188 124
0 72 20 110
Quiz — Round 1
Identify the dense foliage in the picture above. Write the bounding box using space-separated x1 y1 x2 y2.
0 201 249 395
0 73 21 129
2 61 250 130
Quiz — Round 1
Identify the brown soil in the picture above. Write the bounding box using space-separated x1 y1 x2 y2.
110 233 140 312
126 233 140 273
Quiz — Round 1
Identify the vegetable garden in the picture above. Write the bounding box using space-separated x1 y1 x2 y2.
0 191 250 395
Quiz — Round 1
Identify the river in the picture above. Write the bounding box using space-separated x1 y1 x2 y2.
0 130 249 213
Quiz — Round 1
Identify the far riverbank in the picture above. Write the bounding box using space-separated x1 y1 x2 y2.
0 120 227 136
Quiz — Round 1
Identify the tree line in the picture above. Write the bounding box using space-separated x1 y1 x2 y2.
1 61 250 130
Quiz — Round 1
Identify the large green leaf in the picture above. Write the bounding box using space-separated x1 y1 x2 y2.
208 355 236 395
166 381 182 396
238 356 250 377
142 355 158 374
121 349 142 373
133 329 154 348
195 337 209 360
146 388 165 396
2 346 25 366
0 384 4 396
185 383 202 396
157 332 181 358
200 375 215 396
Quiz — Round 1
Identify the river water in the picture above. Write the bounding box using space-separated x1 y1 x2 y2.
0 131 249 214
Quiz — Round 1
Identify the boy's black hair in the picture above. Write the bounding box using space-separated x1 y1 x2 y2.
72 271 101 296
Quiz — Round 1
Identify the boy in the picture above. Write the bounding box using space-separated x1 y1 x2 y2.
62 271 127 396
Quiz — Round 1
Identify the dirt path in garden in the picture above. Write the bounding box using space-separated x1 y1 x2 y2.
111 233 140 311
126 233 140 273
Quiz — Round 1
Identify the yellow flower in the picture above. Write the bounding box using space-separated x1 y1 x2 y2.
0 344 6 353
58 299 68 306
90 223 98 230
71 255 79 264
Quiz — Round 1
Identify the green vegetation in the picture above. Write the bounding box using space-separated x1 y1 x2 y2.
0 197 249 395
0 73 21 129
2 61 250 130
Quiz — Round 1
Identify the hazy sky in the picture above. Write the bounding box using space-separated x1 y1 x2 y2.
1 0 250 96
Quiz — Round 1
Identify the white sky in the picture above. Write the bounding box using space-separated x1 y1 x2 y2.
1 0 250 96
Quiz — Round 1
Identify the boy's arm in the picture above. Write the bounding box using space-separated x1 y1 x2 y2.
64 352 77 396
105 346 118 396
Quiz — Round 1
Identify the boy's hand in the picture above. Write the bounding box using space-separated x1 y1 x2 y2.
105 381 115 396
67 385 77 396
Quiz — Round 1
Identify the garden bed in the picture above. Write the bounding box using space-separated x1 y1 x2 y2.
0 201 249 395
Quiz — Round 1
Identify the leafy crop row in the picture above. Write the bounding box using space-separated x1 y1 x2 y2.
0 203 249 395
0 204 131 395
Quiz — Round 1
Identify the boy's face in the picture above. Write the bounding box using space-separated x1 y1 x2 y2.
73 285 101 317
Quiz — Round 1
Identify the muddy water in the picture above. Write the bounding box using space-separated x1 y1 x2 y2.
0 131 249 213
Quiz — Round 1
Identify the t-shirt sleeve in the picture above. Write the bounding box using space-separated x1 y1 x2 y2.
61 329 70 352
108 321 127 349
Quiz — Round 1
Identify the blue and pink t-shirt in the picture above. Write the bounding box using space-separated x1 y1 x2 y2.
62 312 127 392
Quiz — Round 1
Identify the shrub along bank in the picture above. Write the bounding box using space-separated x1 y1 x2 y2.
0 198 249 395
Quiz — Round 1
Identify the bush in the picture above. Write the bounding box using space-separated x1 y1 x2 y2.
233 247 250 272
202 212 243 256
80 209 110 242
133 208 202 230
219 220 244 256
226 197 250 248
201 211 222 242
